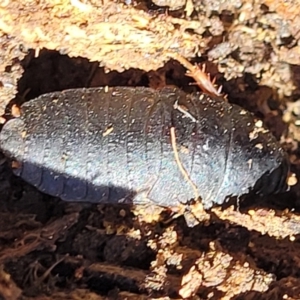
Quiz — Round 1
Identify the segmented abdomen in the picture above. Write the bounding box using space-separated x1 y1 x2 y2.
0 87 288 208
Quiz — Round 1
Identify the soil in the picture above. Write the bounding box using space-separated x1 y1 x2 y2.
1 0 300 299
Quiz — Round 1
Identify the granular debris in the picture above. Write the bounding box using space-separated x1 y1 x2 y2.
1 0 300 299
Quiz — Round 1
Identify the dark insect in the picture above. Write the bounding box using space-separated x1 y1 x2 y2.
0 87 289 209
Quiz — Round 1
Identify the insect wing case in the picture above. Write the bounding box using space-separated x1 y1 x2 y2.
0 87 288 208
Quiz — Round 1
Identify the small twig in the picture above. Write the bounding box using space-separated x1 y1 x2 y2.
170 127 199 200
173 100 198 123
34 255 68 286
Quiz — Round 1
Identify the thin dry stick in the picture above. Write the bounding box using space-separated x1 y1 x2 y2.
173 100 198 123
170 127 199 200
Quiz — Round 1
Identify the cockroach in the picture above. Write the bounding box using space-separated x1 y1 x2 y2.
0 86 289 208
